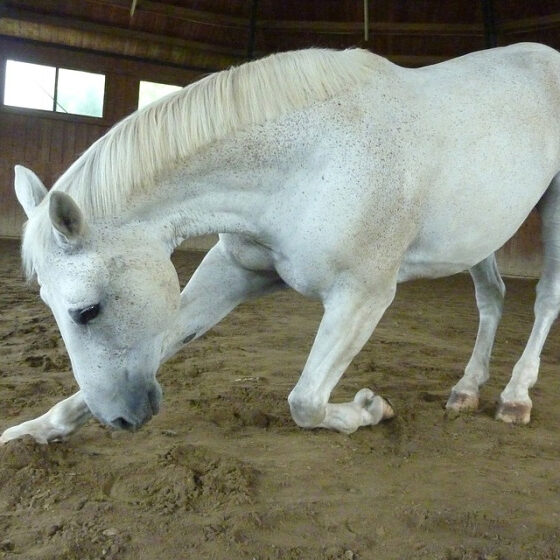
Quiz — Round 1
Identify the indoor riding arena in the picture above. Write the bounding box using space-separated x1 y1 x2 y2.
1 2 560 560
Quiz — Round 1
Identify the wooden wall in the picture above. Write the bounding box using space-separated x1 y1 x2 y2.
0 37 204 240
0 110 108 237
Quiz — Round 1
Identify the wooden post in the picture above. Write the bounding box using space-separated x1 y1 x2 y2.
364 0 369 42
247 0 258 60
481 0 497 48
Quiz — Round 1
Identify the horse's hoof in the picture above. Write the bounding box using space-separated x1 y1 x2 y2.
353 389 395 423
0 422 49 445
380 397 395 421
495 400 531 425
0 427 20 445
445 391 479 412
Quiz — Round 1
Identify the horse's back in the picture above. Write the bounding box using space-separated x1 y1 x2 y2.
417 42 560 78
389 43 560 280
236 44 560 288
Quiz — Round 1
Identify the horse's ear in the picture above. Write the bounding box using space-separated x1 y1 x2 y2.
14 165 48 218
49 192 86 247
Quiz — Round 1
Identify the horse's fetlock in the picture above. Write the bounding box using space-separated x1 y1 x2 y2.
288 392 326 428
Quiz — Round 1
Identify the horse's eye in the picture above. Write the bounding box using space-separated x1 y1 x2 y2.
69 304 101 325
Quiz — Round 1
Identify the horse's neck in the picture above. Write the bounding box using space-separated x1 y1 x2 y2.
129 126 297 249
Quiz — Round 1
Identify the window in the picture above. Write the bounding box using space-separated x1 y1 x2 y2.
138 80 182 109
4 61 55 111
56 68 105 117
3 60 105 117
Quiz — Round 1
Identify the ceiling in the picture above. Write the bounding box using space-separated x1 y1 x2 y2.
1 0 560 71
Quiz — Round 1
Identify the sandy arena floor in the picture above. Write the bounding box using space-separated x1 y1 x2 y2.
1 238 560 560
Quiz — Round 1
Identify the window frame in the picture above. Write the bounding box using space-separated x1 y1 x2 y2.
1 57 108 124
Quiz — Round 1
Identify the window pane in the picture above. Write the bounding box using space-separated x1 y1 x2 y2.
56 68 105 117
4 60 56 110
138 81 182 109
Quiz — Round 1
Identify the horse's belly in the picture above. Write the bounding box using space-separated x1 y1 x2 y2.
398 138 559 281
398 190 545 282
397 254 481 282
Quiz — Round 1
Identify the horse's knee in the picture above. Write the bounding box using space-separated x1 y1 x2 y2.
287 390 326 428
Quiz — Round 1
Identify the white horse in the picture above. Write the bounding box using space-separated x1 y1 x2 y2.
2 43 560 444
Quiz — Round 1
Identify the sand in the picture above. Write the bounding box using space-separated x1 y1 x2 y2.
1 238 560 560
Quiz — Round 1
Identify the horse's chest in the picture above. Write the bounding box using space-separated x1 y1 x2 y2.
221 234 276 271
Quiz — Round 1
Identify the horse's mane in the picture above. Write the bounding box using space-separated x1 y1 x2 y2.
22 48 379 278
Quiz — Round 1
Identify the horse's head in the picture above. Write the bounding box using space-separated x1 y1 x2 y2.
14 166 181 430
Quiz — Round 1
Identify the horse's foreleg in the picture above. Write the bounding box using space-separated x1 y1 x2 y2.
1 391 91 445
446 254 505 412
1 243 282 446
161 241 284 361
287 277 396 434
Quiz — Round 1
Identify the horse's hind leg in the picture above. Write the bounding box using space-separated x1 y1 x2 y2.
497 175 560 424
288 273 397 434
446 254 505 412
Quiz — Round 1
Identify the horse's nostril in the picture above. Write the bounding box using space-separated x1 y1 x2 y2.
148 386 161 415
112 417 136 431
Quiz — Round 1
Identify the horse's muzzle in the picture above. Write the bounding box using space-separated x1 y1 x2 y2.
109 382 162 431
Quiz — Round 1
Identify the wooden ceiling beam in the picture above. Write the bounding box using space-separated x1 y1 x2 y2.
500 13 560 33
89 0 250 29
0 8 248 70
7 1 484 37
257 20 483 37
0 8 250 56
0 4 468 69
98 1 484 36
